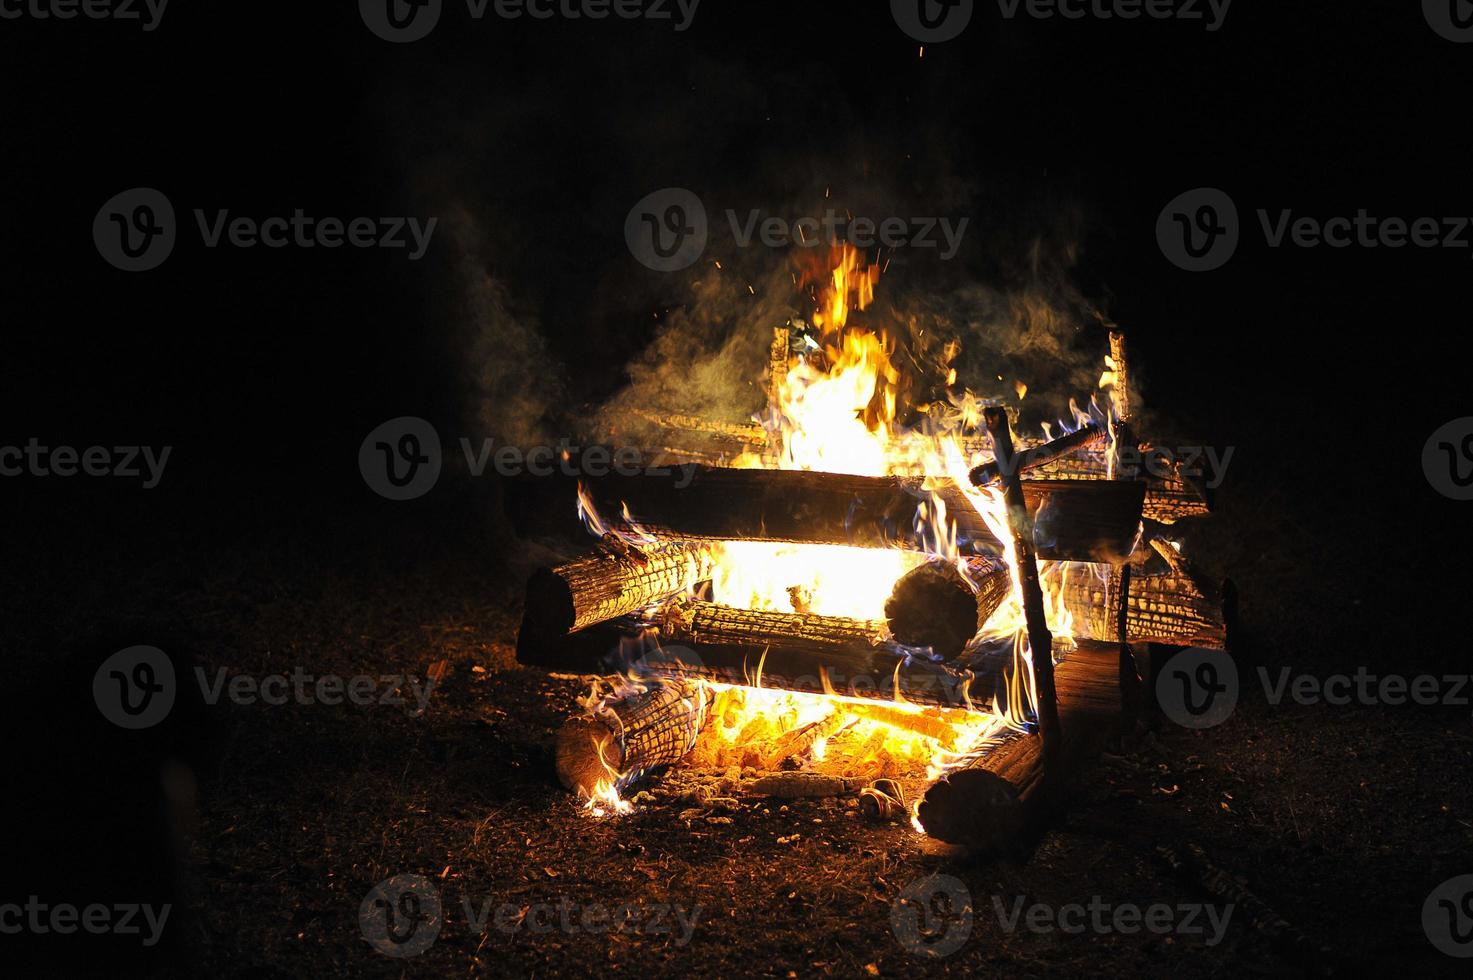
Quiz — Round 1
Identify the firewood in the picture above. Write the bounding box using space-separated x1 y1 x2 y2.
516 542 712 666
760 710 854 769
576 465 1145 563
983 405 1061 765
884 556 1011 660
649 599 1010 712
846 703 971 751
914 641 1121 849
1058 556 1228 650
968 423 1108 486
617 409 1206 524
555 680 711 800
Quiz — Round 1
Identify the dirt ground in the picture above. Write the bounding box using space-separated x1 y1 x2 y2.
8 468 1472 979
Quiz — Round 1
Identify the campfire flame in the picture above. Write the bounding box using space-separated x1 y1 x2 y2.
574 244 1121 818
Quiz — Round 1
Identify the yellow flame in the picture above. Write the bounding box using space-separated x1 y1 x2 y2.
575 245 1114 817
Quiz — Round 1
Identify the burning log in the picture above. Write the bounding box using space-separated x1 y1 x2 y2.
555 680 711 801
914 641 1121 850
1059 545 1229 650
577 465 1145 563
648 599 1009 711
622 408 1207 525
516 542 713 666
884 556 1011 660
846 702 973 751
520 599 1011 711
983 405 1061 764
760 709 854 769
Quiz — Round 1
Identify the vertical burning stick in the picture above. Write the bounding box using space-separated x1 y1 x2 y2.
1107 331 1144 731
982 406 1060 768
1107 330 1133 480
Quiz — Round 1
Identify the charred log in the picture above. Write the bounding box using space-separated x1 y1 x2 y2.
914 641 1121 850
623 410 1207 525
526 600 1011 713
651 599 1007 711
516 542 712 666
577 465 1145 563
884 556 1011 660
555 680 711 799
1059 549 1229 650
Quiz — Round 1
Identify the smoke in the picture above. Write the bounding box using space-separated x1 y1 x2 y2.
382 41 1121 448
439 205 566 446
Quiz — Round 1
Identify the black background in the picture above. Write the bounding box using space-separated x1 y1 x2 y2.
5 2 1469 630
4 3 1468 474
3 3 1471 973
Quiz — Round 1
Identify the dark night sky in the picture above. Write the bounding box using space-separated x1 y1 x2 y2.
1 2 1469 548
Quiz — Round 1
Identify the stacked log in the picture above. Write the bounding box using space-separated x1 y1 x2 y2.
914 642 1121 849
884 556 1012 659
575 465 1145 563
516 541 713 665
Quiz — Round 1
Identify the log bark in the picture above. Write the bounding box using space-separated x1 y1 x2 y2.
516 542 713 666
621 410 1207 525
650 599 1008 711
576 465 1144 563
914 641 1121 849
556 679 711 799
1058 555 1228 650
524 601 1012 713
884 556 1011 660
